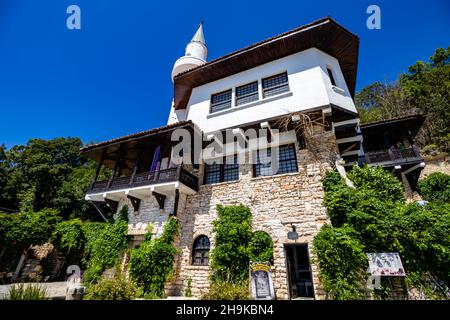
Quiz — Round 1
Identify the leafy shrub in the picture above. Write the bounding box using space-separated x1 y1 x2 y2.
0 209 61 248
129 216 178 298
347 165 404 203
83 206 129 284
210 204 253 283
201 280 249 300
418 172 450 202
316 166 450 299
6 283 48 300
313 225 367 300
53 218 86 254
84 270 137 300
248 231 274 264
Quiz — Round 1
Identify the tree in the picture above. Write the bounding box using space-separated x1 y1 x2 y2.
355 47 450 150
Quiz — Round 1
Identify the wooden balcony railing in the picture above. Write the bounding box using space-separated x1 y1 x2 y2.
365 147 421 164
88 166 198 194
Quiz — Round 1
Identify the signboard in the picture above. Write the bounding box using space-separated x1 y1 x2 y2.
367 253 405 276
250 262 275 300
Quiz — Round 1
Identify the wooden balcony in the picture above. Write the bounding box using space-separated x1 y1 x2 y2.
365 147 422 166
88 166 198 194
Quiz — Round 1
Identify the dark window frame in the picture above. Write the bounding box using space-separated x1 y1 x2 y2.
203 155 239 184
327 67 336 86
262 72 290 98
210 89 232 113
253 144 298 177
192 235 210 266
235 81 259 106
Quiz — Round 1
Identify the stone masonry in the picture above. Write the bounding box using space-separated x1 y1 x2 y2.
168 131 337 299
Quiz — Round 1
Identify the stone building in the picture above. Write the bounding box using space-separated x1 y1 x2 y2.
80 18 426 299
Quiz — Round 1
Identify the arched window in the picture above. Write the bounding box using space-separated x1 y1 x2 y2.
192 235 210 266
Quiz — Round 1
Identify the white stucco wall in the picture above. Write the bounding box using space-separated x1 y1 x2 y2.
174 48 356 133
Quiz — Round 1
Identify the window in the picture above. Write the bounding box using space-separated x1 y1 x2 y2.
327 67 336 86
236 81 258 106
262 72 289 98
210 89 232 113
254 144 298 177
192 235 210 266
204 155 239 184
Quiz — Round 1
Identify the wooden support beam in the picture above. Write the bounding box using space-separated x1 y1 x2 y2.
152 191 166 210
90 201 109 222
130 148 143 186
90 150 105 191
107 147 122 188
104 198 119 214
173 189 180 217
127 195 141 212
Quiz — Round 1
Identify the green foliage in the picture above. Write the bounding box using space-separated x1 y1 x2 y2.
313 225 367 299
347 165 404 203
0 209 61 248
0 137 105 220
53 219 86 254
248 231 274 264
83 206 129 284
356 47 450 150
210 204 253 282
84 268 137 300
6 283 48 300
129 216 179 298
315 166 450 299
201 280 250 300
184 278 192 298
418 172 450 202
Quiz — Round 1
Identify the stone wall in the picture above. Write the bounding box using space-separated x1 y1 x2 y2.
420 157 450 179
170 131 337 299
117 192 176 238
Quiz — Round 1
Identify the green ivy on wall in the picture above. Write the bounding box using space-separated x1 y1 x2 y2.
129 216 179 298
314 166 450 299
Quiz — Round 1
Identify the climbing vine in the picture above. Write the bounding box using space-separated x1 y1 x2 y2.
129 216 179 298
82 206 129 284
314 166 450 299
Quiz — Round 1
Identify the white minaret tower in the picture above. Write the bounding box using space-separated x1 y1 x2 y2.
168 23 207 124
171 22 207 81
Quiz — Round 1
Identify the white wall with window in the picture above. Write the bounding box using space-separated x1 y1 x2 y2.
183 48 357 134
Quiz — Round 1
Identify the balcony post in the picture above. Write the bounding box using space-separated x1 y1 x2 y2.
90 149 105 191
107 146 122 188
130 147 143 186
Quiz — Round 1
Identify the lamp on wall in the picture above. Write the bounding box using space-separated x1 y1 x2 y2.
287 224 298 240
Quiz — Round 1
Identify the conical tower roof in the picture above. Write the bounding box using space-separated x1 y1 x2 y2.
191 22 205 44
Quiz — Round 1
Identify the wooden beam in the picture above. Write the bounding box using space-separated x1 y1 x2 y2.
152 191 166 210
173 189 180 217
107 147 122 188
130 148 143 186
90 149 105 191
127 195 141 212
90 201 109 222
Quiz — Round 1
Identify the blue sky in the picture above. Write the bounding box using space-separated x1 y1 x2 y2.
0 0 448 148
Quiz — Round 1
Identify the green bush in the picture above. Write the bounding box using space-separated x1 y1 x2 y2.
6 283 48 300
313 225 367 300
248 231 274 264
315 166 450 299
418 172 450 202
201 280 249 300
53 218 86 254
210 204 253 283
0 209 61 248
84 270 137 300
347 165 404 203
129 216 178 298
